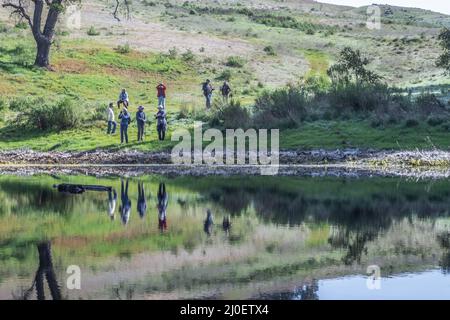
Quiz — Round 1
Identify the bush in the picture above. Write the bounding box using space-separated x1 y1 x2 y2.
209 100 250 129
15 21 28 29
253 86 308 129
427 116 445 127
217 69 232 81
115 43 131 54
225 56 245 68
263 46 276 56
0 23 8 33
15 98 83 131
87 26 100 36
405 119 419 128
181 49 195 61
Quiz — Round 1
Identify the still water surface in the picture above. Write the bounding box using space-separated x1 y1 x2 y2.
0 174 449 300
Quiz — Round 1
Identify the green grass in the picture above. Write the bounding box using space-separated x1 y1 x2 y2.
281 120 450 150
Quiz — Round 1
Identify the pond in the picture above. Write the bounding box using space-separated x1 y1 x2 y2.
0 174 449 300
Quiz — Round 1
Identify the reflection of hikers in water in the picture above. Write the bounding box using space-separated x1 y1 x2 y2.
157 183 168 231
119 180 131 225
204 209 214 236
223 215 231 235
19 242 61 300
108 189 117 221
137 182 147 219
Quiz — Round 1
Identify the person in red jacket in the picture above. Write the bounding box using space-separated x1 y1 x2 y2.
156 82 167 108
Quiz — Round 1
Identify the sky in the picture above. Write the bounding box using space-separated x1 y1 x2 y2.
317 0 450 15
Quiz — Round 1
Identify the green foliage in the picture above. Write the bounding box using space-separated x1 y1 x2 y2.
327 47 382 85
253 86 308 129
87 26 100 36
217 69 232 81
14 21 28 30
225 56 245 68
115 43 131 54
181 49 195 61
209 99 250 129
436 28 450 73
14 98 83 131
263 45 276 56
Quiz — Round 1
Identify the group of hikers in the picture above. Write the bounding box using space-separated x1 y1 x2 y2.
107 181 231 235
107 83 168 144
106 80 232 143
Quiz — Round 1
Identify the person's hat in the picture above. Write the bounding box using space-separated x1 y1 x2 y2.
138 105 144 111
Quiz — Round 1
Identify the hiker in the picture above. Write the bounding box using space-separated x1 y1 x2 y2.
117 88 129 109
202 79 214 109
220 81 232 103
107 103 117 135
108 189 117 221
156 82 167 108
204 209 214 236
157 183 168 232
137 182 147 219
119 180 131 225
155 105 167 141
136 105 146 142
118 107 131 144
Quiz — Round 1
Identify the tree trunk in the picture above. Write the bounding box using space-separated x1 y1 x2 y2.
34 38 51 68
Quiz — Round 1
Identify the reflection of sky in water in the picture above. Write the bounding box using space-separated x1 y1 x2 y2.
317 270 450 300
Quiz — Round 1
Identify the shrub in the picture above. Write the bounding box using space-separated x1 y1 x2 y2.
168 47 178 59
415 93 444 114
209 100 250 129
217 69 232 81
225 56 245 68
405 119 419 128
0 23 8 33
87 26 100 36
427 116 445 127
115 43 131 54
263 45 276 56
253 86 308 129
15 98 83 131
181 49 195 61
15 21 28 29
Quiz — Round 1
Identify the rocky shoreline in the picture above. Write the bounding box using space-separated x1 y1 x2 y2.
0 149 450 179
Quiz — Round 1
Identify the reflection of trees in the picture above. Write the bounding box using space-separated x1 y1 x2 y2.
197 181 450 265
0 181 77 216
15 242 61 300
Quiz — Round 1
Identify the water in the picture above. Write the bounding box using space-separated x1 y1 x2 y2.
0 174 449 300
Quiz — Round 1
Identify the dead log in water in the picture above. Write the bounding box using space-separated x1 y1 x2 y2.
53 184 112 194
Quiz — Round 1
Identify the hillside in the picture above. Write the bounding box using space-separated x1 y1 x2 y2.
0 0 449 153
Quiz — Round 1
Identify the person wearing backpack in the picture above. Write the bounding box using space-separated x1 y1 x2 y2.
220 81 232 103
202 79 214 109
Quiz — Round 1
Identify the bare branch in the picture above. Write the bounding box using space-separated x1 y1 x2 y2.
2 0 33 29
